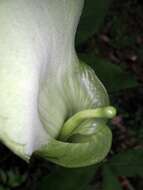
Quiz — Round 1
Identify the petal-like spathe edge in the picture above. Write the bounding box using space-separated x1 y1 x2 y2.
35 124 112 168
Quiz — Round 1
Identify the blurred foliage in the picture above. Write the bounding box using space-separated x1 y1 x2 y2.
128 108 143 142
102 165 122 190
37 165 98 190
102 149 143 190
0 169 26 190
76 0 113 44
37 149 143 190
108 149 143 177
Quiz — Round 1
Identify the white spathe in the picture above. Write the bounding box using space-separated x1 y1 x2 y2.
0 0 84 159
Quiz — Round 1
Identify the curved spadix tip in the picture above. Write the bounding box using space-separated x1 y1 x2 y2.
103 106 117 119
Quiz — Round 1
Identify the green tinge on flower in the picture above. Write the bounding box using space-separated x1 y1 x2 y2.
0 0 116 168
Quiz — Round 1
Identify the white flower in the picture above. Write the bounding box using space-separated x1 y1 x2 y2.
0 0 116 167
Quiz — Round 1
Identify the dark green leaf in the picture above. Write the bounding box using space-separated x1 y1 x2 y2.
76 0 113 44
37 165 98 190
109 149 143 177
0 186 9 190
102 164 123 190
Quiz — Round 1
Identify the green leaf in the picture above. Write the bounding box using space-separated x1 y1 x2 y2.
0 186 9 190
102 164 123 190
37 165 98 190
76 0 113 44
80 54 138 92
109 149 143 177
0 169 26 188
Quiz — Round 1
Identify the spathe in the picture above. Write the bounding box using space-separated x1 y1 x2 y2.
0 0 115 167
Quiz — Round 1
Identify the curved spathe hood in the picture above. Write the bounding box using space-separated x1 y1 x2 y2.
0 0 116 167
